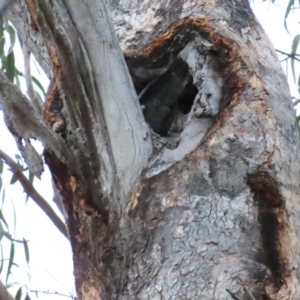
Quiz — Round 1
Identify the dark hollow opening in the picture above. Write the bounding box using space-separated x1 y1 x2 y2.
127 55 198 137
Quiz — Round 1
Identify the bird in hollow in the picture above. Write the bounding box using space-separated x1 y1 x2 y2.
139 56 192 136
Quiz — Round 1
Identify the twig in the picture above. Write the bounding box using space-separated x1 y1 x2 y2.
276 49 300 62
226 289 242 300
243 287 257 300
0 279 14 300
28 289 75 299
0 149 68 239
23 45 43 114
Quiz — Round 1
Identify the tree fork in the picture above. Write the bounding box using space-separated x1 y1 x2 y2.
6 0 299 299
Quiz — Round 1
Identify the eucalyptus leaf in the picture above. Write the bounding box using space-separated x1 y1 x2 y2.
0 158 3 174
6 241 14 283
0 221 5 241
291 34 300 83
0 209 8 228
24 294 31 300
10 173 18 185
32 76 46 96
23 239 30 264
6 50 15 82
284 0 295 34
6 25 15 55
0 244 3 273
15 287 22 300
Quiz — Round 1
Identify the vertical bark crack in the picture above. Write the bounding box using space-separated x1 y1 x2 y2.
247 171 290 293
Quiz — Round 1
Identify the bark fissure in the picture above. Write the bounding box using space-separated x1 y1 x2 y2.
25 0 123 215
247 172 291 294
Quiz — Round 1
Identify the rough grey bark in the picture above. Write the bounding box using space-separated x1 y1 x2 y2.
6 0 52 76
2 0 300 300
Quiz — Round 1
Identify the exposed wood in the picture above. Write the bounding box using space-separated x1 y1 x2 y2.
2 0 299 299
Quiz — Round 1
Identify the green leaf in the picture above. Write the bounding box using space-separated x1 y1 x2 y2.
6 50 15 82
32 76 46 96
24 294 31 300
28 171 34 184
0 15 3 38
1 188 5 207
15 71 20 88
10 174 18 185
291 35 300 55
0 209 8 228
23 239 30 263
2 15 8 30
284 0 295 34
0 158 3 174
293 99 300 106
15 154 21 161
11 199 16 237
35 91 43 104
5 282 19 289
0 15 3 50
6 242 14 283
6 25 15 55
0 222 5 241
15 287 22 300
0 16 4 58
3 232 25 243
291 34 300 83
17 33 23 49
0 36 6 63
14 67 23 77
0 244 3 273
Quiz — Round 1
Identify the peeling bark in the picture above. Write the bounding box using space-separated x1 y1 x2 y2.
2 0 300 299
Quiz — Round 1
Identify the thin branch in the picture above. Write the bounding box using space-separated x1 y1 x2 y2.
0 72 72 165
276 49 300 62
23 45 43 114
0 149 68 239
226 289 242 300
243 287 257 300
0 279 14 300
28 289 75 299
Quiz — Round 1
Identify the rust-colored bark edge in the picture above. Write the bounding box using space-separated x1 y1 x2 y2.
247 171 292 294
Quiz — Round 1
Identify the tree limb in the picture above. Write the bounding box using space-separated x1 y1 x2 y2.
0 148 68 239
24 0 152 213
0 69 72 166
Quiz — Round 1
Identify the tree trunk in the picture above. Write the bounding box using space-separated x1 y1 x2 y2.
4 0 300 299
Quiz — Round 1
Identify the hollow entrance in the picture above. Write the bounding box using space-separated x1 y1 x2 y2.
127 54 198 137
